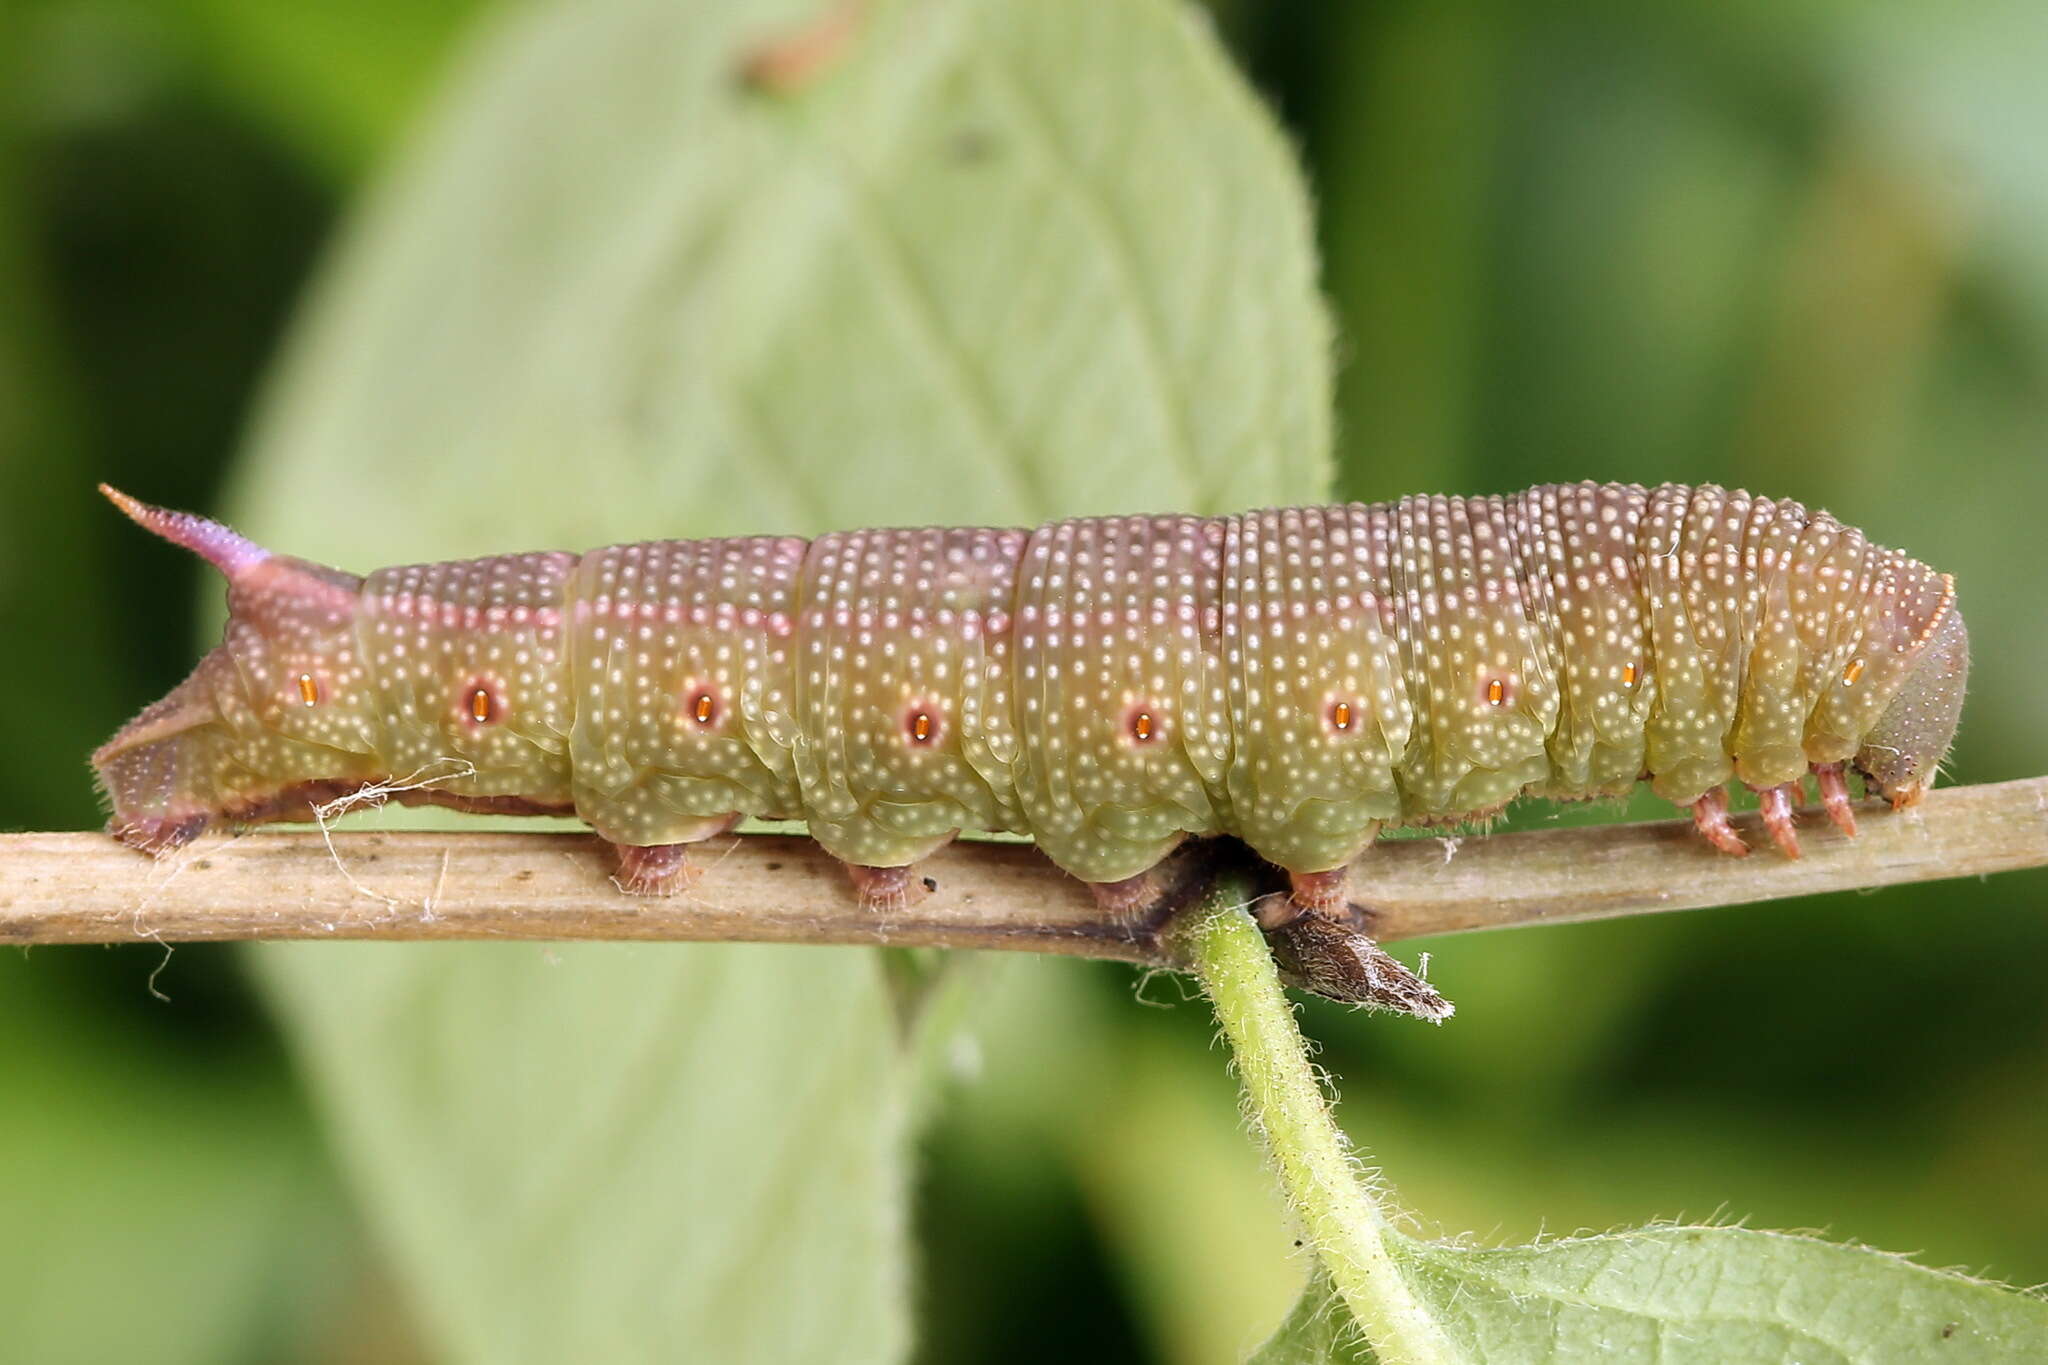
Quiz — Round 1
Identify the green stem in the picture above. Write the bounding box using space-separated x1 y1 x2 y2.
1173 880 1462 1365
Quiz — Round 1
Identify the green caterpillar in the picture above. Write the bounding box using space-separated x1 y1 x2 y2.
94 481 1966 923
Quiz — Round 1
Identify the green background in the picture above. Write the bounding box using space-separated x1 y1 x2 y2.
2 2 2043 1361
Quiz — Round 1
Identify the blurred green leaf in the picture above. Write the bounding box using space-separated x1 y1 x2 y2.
0 955 353 1364
1256 1226 2048 1364
1248 1270 1372 1365
173 0 485 179
1075 1032 1307 1365
223 0 1330 1359
233 0 1330 543
1317 2 1503 506
929 958 1307 1365
0 19 122 831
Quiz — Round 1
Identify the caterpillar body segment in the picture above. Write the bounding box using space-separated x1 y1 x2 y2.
93 483 1966 918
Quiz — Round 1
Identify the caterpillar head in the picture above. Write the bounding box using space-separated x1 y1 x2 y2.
1853 591 1969 807
92 487 384 854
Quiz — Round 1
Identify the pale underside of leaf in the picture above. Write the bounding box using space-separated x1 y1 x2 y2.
1254 1226 2048 1365
224 0 1331 1361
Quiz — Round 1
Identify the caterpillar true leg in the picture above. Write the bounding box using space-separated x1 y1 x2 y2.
1813 762 1859 837
1753 782 1804 859
1689 786 1750 857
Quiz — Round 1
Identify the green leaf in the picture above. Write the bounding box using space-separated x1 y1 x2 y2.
0 33 123 833
1255 1226 2048 1364
1183 879 2048 1365
937 959 1308 1365
0 954 352 1364
1249 1270 1374 1365
233 0 1330 547
174 0 487 179
224 0 1330 1360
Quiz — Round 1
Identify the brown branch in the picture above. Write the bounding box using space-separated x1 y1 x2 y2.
2 778 2043 969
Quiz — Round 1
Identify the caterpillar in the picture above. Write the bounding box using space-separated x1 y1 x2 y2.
93 482 1966 928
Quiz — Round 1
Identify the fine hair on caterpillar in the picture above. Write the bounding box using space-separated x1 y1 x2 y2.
91 481 1967 1010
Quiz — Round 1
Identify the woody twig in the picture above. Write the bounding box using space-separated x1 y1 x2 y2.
3 777 2043 982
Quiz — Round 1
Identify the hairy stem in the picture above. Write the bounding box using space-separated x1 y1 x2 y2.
1172 879 1460 1364
1 775 2043 954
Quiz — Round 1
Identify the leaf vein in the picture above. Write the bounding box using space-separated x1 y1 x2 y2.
787 124 1050 521
976 50 1209 505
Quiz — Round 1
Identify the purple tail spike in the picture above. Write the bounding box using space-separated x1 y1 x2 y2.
99 484 270 579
